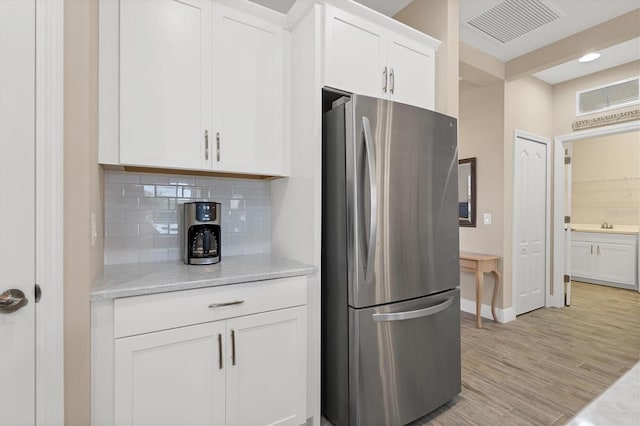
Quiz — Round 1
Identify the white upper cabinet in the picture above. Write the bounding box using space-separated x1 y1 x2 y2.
323 4 439 110
323 6 385 99
213 4 284 176
100 0 287 177
386 35 435 110
119 0 212 170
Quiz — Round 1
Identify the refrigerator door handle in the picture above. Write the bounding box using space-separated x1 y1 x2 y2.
372 297 454 322
362 116 378 281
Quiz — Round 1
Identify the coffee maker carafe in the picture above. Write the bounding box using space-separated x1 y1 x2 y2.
183 202 221 265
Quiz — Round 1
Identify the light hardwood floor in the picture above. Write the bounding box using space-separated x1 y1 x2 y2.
416 281 640 426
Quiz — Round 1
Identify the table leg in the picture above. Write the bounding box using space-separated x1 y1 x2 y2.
475 268 483 328
491 269 501 323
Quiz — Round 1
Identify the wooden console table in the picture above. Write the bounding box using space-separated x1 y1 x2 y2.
459 252 501 328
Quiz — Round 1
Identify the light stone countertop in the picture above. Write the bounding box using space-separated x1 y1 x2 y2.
566 362 640 426
571 223 640 235
91 254 317 301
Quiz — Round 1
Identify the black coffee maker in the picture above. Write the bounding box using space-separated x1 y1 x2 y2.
182 202 221 265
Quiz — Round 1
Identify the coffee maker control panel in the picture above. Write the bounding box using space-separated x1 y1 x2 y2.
196 202 217 222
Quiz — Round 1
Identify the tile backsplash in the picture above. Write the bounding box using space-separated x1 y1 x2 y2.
104 171 271 265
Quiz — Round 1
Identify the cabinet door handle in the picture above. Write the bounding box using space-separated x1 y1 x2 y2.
389 68 395 94
208 300 244 308
205 130 209 160
217 333 223 370
231 329 236 366
382 66 388 93
597 245 600 255
216 132 221 162
591 245 593 255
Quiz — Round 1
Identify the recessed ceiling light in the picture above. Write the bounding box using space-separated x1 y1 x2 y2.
578 52 601 63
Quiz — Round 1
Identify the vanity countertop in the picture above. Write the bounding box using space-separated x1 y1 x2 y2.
91 254 317 301
571 224 640 235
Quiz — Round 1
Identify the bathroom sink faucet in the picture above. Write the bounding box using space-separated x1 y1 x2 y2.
601 222 613 229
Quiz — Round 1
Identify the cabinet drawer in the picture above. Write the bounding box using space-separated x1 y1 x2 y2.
459 258 476 271
114 276 307 338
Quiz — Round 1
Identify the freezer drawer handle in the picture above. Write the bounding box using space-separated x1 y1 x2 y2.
362 116 378 282
372 297 454 322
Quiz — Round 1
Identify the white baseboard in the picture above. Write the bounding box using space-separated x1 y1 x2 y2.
460 298 516 323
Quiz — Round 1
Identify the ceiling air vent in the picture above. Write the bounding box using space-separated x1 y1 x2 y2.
576 77 640 116
466 0 563 44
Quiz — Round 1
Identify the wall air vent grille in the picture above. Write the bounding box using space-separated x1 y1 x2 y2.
576 77 639 116
466 0 563 44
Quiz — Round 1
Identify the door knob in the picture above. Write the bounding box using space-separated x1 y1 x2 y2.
0 289 28 314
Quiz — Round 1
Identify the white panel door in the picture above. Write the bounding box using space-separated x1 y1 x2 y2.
213 4 284 175
120 0 212 170
114 322 226 426
386 35 435 110
596 243 637 285
226 307 307 426
570 240 595 279
514 137 547 315
323 5 386 98
0 1 36 425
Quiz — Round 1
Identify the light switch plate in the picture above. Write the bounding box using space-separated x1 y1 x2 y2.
483 213 492 225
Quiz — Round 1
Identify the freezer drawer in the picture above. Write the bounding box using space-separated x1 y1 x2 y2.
349 289 461 426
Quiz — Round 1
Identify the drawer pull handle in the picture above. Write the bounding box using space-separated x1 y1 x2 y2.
208 300 245 308
217 333 223 370
231 329 236 366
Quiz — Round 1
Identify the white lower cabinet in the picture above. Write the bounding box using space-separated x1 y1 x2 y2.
114 306 306 426
115 322 226 426
226 308 307 426
93 276 308 426
571 231 638 288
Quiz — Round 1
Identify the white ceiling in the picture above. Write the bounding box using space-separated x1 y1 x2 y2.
459 0 640 62
532 37 640 85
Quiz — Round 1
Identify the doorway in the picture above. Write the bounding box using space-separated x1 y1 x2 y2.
512 131 551 316
553 120 640 305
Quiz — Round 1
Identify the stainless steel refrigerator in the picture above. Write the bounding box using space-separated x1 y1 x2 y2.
322 94 461 426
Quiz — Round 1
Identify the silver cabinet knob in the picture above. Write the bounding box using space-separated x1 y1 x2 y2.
0 289 28 314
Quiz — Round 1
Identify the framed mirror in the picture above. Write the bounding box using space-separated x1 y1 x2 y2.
458 157 476 227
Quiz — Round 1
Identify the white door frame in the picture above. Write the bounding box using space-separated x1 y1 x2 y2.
512 130 552 313
34 0 64 423
552 120 640 305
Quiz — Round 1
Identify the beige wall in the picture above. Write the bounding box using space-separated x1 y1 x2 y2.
64 0 102 424
552 61 640 136
571 132 640 226
503 76 553 308
458 80 505 304
459 75 553 310
395 0 459 117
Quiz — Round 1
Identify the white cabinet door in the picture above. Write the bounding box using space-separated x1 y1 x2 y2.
596 243 637 286
120 0 212 170
226 307 307 426
114 322 226 426
213 5 284 175
386 35 435 110
571 240 595 279
324 5 386 99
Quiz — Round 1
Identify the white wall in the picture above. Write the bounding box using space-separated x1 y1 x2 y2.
571 132 640 226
